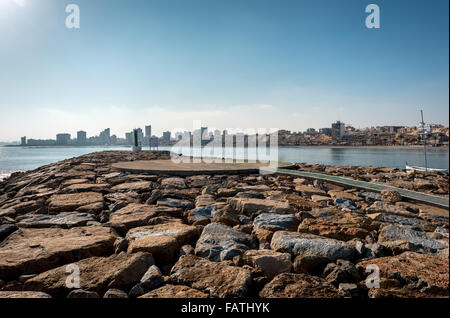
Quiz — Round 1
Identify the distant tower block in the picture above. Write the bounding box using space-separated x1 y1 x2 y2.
21 136 27 146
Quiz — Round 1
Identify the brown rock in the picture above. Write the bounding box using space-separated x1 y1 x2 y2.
0 291 52 298
284 194 322 211
24 252 154 298
107 203 179 231
380 189 402 203
243 249 292 279
298 218 370 241
259 273 344 298
229 198 294 215
139 284 208 298
126 221 199 262
169 255 253 297
0 226 117 280
47 192 104 214
111 181 152 193
357 252 449 292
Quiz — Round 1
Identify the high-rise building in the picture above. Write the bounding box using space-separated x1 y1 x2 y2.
21 136 27 146
162 131 171 141
145 125 152 138
319 128 332 136
77 131 87 144
331 121 345 142
125 132 133 145
56 133 71 145
99 128 111 145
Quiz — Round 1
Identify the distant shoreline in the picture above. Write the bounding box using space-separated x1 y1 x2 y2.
279 145 449 150
2 144 449 150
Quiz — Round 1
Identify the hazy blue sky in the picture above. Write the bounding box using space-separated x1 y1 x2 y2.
0 0 448 141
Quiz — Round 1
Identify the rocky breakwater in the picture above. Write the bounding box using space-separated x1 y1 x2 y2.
293 162 449 198
0 151 448 298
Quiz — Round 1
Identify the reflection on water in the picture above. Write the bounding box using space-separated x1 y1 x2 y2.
0 146 448 174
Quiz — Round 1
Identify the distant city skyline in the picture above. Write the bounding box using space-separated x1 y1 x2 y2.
0 0 448 142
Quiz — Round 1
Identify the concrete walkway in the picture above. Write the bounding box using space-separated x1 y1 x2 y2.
262 167 449 209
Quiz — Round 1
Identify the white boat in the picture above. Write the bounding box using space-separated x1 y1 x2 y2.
405 162 448 174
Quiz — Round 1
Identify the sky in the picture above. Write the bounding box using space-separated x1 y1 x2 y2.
0 0 448 141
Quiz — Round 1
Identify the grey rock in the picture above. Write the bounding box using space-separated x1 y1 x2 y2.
334 198 357 210
195 222 254 262
17 212 95 229
103 288 128 298
271 231 356 261
156 198 193 210
378 224 448 253
0 224 18 243
128 283 145 298
323 260 359 285
253 213 299 231
358 191 381 203
140 265 164 291
188 206 217 224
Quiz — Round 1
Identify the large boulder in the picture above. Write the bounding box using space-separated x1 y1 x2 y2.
0 226 117 281
47 192 104 214
271 231 356 273
259 273 344 298
17 212 95 229
126 221 200 262
169 254 253 297
106 204 179 231
378 224 448 253
195 222 254 262
366 201 417 218
24 252 154 298
229 198 294 215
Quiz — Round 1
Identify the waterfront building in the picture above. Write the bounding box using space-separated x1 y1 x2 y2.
163 131 171 141
56 133 71 145
77 131 87 144
21 136 26 146
331 121 345 142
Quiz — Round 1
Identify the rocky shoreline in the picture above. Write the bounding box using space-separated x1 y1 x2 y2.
0 151 448 298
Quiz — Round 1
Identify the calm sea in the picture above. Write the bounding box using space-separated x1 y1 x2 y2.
0 146 448 180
